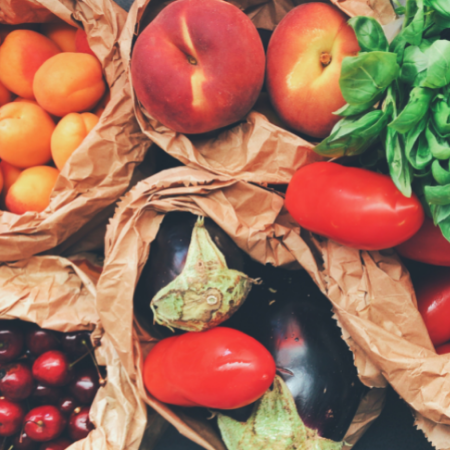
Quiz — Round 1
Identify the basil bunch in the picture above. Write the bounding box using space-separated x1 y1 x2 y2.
314 0 450 241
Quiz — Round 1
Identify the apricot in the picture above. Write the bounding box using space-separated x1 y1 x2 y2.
51 112 99 170
0 80 12 107
33 52 106 117
41 22 77 52
75 28 96 57
0 102 55 168
5 166 59 214
0 30 60 99
0 161 22 206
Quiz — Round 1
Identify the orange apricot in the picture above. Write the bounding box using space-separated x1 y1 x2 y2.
0 80 12 107
5 166 59 214
41 22 77 52
33 52 106 117
0 161 22 206
0 102 55 168
51 112 99 170
0 30 60 99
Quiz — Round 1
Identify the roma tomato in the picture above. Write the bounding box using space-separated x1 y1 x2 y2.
416 268 450 346
285 162 424 250
396 217 450 266
143 327 276 409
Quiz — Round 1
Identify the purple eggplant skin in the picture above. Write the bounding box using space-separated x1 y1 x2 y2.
224 264 367 442
134 211 250 337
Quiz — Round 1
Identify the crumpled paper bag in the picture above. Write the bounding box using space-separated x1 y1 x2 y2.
96 166 388 450
121 0 395 186
0 255 147 450
0 0 150 262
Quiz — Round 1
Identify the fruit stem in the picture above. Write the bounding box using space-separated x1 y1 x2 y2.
83 341 106 386
320 52 332 67
69 344 96 368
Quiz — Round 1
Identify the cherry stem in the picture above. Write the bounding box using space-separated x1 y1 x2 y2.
83 341 106 386
25 420 44 428
69 343 96 368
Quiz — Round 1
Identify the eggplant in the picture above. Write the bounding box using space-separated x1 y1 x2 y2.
224 264 367 442
134 211 250 336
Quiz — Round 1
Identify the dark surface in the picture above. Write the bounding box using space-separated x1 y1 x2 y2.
152 387 434 450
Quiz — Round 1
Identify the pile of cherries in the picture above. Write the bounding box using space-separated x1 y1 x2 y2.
0 320 106 450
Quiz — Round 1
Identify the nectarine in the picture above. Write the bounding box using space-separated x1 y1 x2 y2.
5 166 59 214
131 0 265 134
0 30 60 99
0 102 55 168
266 3 360 138
33 52 106 117
51 112 99 170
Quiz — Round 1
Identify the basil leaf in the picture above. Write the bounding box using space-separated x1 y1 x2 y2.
424 11 450 38
431 94 450 136
348 16 389 53
333 94 382 117
390 33 408 64
404 115 432 169
426 122 450 159
340 52 400 105
421 40 450 89
402 0 424 46
400 46 429 86
314 110 388 158
424 184 450 204
388 87 434 133
428 0 450 19
431 159 450 184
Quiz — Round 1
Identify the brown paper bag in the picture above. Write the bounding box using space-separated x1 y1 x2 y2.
0 0 150 262
96 166 389 450
121 0 395 186
0 255 147 450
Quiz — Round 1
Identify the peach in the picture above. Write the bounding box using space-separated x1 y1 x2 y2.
266 3 360 139
5 166 59 214
0 161 22 206
51 112 99 170
0 102 55 168
75 28 96 57
33 52 106 117
0 30 60 99
130 0 265 134
41 21 77 52
0 80 12 107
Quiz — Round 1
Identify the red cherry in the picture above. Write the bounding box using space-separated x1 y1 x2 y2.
69 367 99 405
68 407 94 441
31 383 63 406
0 362 34 401
26 327 60 356
61 332 93 358
24 406 66 442
0 398 25 436
11 431 39 450
0 321 24 363
32 351 72 387
57 395 78 416
38 438 72 450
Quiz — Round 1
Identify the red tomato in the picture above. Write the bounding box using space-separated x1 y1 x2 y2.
396 217 450 266
143 327 276 409
416 268 450 346
436 342 450 355
285 162 424 250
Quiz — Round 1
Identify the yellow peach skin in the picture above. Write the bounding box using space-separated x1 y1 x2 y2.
5 166 59 214
0 102 55 168
41 22 77 53
51 112 99 170
33 52 106 117
0 30 60 99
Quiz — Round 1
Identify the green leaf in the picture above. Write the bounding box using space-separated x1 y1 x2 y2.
421 40 450 89
314 110 388 158
424 184 450 204
428 0 450 19
348 16 389 53
340 52 400 106
423 11 450 38
429 203 450 243
400 46 429 86
333 94 382 117
388 87 434 133
431 159 450 184
402 0 424 46
431 94 450 136
404 115 432 169
390 33 408 64
426 122 450 159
